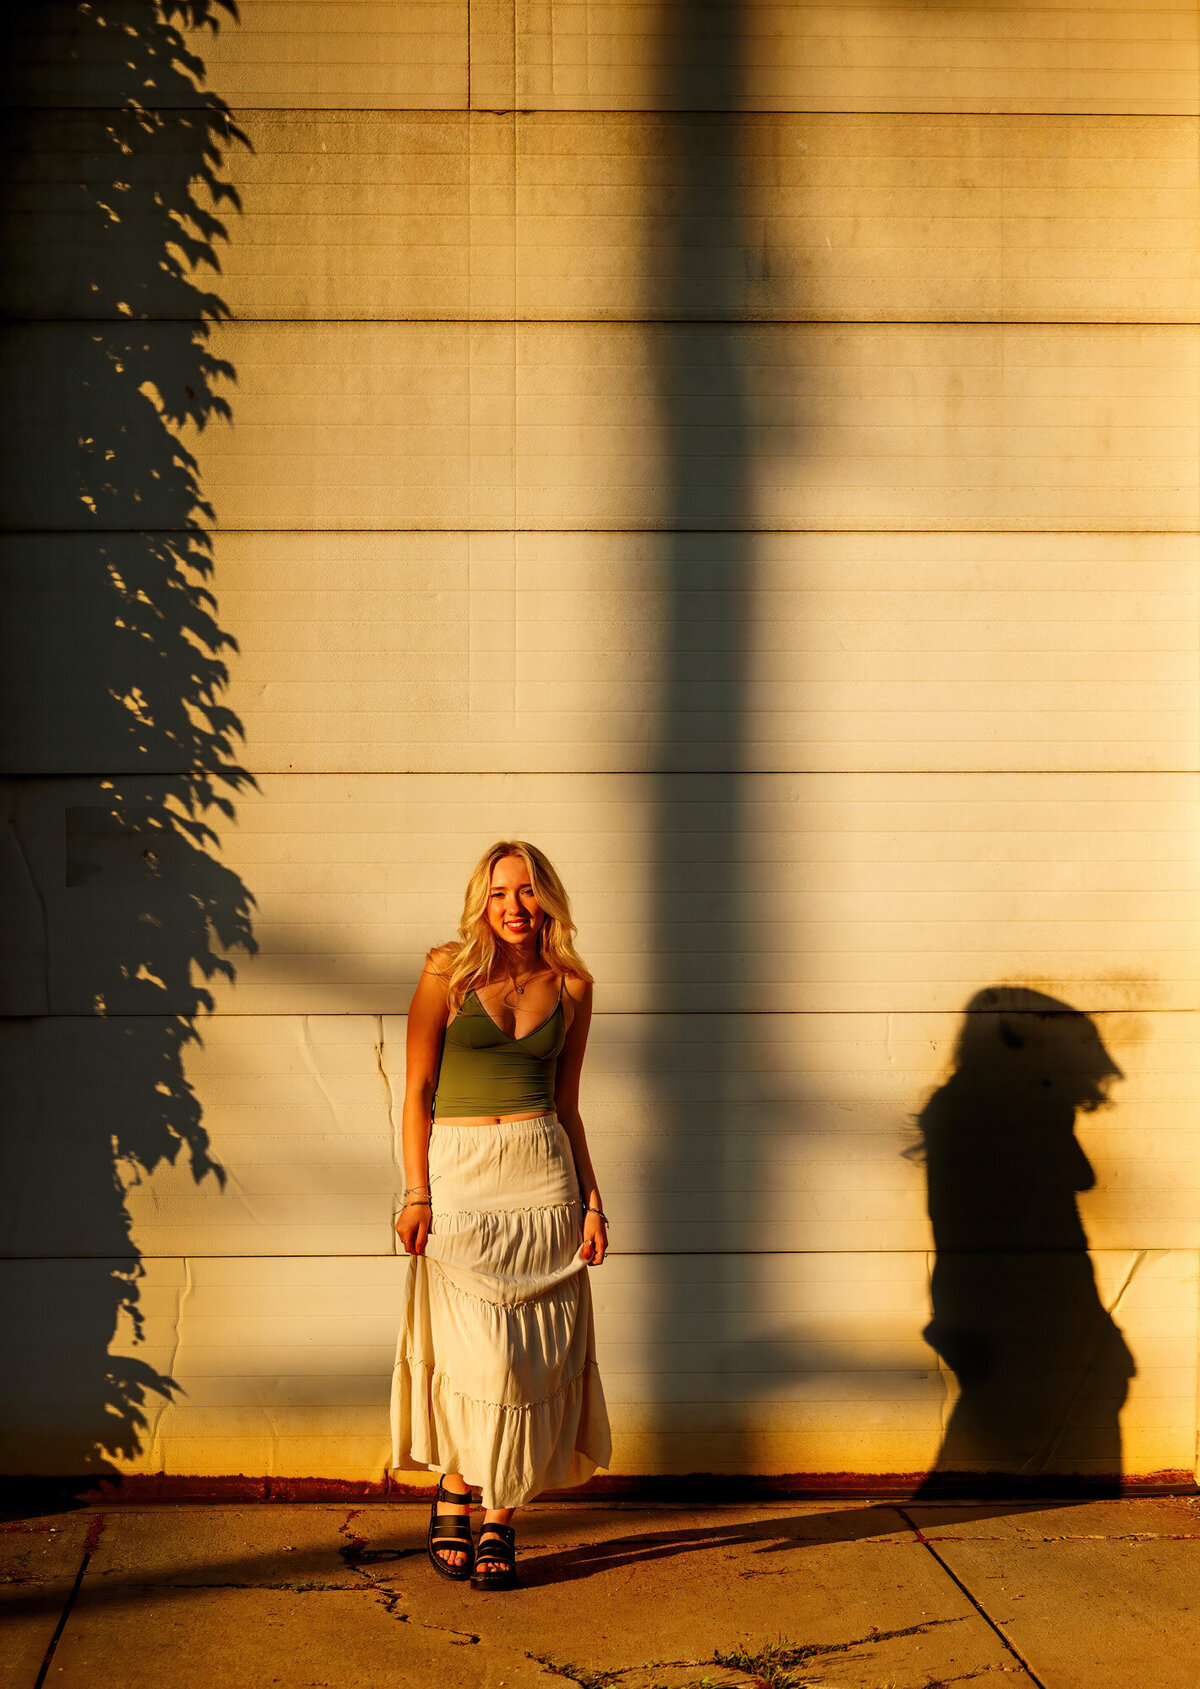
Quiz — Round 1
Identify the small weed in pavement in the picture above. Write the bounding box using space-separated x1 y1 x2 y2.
717 1620 951 1689
712 1637 824 1689
534 1662 624 1689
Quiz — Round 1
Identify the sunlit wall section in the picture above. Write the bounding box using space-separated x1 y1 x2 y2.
3 1 1198 1483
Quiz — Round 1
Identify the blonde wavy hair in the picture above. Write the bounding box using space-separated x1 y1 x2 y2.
436 840 592 1013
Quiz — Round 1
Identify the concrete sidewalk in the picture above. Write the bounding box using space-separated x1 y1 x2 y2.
3 1497 1197 1689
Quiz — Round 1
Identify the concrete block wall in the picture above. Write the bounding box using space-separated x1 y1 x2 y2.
1 0 1197 1484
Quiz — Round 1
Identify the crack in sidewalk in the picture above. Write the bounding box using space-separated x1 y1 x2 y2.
336 1508 478 1642
534 1618 973 1689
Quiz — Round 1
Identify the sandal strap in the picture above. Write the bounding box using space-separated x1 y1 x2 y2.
475 1523 516 1566
430 1515 473 1544
435 1477 471 1504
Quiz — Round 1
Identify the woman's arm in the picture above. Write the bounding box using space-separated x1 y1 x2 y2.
395 951 451 1256
555 978 606 1266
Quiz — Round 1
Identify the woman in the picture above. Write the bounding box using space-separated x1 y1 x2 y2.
392 841 611 1589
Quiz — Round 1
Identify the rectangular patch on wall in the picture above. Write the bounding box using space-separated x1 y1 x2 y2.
66 807 175 888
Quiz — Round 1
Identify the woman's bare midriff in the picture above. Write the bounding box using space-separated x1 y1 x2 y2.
436 1111 551 1127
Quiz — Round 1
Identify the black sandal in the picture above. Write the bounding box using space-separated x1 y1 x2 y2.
427 1477 475 1581
470 1522 517 1591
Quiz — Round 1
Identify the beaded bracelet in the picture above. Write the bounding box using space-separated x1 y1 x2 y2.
584 1204 609 1224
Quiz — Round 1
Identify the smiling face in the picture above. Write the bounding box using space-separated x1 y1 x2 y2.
486 853 546 949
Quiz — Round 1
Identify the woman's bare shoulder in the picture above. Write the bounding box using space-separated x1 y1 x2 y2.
561 972 593 1004
424 942 459 977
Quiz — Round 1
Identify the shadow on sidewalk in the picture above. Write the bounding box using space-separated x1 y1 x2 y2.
0 1498 1101 1612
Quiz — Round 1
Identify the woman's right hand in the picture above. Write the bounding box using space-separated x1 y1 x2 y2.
395 1202 431 1256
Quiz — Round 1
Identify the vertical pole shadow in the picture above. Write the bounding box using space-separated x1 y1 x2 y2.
647 1 755 1475
0 1 255 1485
912 987 1135 1496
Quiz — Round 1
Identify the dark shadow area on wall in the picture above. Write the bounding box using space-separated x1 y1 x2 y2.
648 0 759 1475
912 987 1134 1495
0 1 254 1482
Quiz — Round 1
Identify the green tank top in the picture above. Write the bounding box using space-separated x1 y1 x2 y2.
433 980 566 1118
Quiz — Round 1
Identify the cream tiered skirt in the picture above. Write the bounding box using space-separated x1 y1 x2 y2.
391 1112 611 1509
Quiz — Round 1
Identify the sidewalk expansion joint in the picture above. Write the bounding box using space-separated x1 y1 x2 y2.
894 1505 1047 1689
33 1513 107 1689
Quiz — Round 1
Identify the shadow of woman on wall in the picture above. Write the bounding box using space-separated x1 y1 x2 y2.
0 1 253 1489
912 987 1134 1497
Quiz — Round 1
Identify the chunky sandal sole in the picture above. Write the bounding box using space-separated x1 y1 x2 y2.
471 1567 517 1590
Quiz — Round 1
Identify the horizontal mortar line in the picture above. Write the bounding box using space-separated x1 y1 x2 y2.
2 1007 1194 1022
7 318 1199 329
9 106 1196 120
4 767 1200 777
5 528 1199 538
7 773 1200 780
0 1249 1148 1261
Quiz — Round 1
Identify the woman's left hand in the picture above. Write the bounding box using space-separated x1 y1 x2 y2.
581 1209 607 1267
